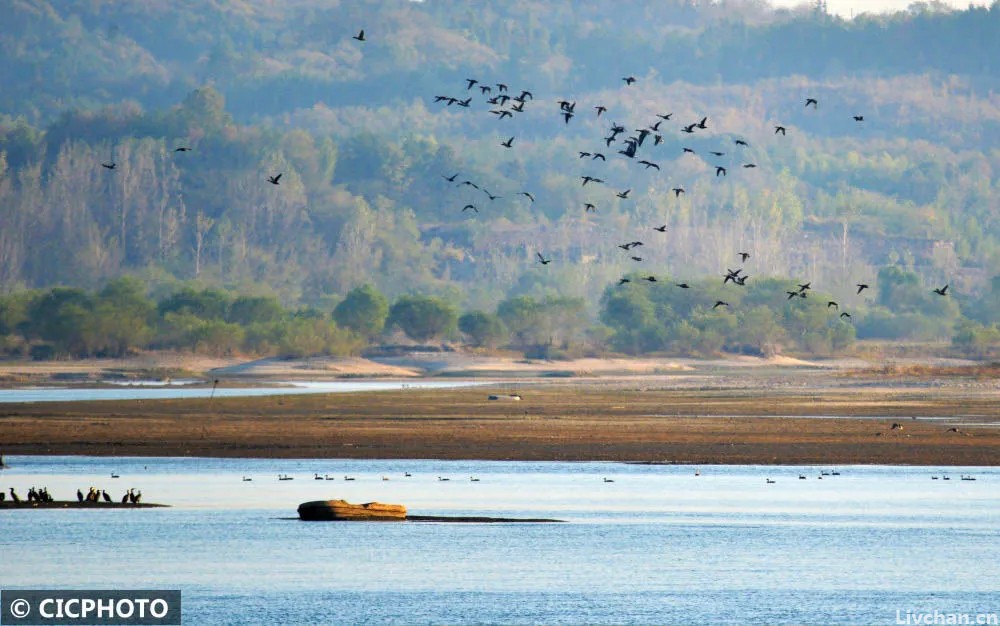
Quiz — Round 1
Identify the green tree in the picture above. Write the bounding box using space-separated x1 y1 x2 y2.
333 284 389 339
458 311 507 348
388 295 458 342
228 295 285 326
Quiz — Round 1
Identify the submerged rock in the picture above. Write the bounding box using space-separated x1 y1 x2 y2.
297 499 407 521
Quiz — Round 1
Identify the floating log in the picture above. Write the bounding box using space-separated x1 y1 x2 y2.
298 499 407 521
0 501 168 510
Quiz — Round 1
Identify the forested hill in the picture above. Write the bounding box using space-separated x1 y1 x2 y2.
2 0 1000 356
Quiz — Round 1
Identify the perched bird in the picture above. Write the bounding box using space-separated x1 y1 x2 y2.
774 126 787 135
933 284 949 296
856 283 870 294
654 225 667 232
805 98 818 109
536 252 552 265
713 301 730 309
352 29 366 42
267 173 282 185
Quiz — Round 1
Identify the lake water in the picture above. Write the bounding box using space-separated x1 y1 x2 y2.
0 380 489 403
0 457 997 625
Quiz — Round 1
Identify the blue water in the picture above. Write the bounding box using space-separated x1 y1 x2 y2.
1 457 997 625
0 380 488 403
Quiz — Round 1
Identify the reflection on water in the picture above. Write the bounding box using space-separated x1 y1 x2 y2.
0 457 997 624
0 380 489 403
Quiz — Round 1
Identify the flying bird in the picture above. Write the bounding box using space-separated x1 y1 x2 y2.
805 98 818 109
716 166 727 177
774 126 787 135
734 139 749 147
713 301 730 309
595 105 607 117
643 276 657 282
710 151 725 157
853 115 864 122
856 283 870 294
675 283 690 289
738 252 750 262
798 282 812 292
672 187 685 197
442 173 459 182
174 146 191 152
584 203 596 212
617 189 631 199
520 192 535 202
500 136 514 148
618 278 631 285
657 113 673 120
353 29 366 41
581 176 604 186
654 225 667 232
697 117 708 129
827 301 839 309
638 160 660 170
101 162 116 170
840 312 852 319
267 173 282 185
462 204 478 213
933 284 949 296
630 256 643 262
623 76 637 85
483 190 501 201
683 147 696 154
743 163 757 168
465 79 478 90
536 252 552 265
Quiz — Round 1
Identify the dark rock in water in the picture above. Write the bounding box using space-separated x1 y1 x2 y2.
298 499 407 521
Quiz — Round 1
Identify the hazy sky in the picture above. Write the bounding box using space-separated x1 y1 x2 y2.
771 0 992 17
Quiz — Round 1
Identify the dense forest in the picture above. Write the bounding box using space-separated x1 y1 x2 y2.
2 0 1000 358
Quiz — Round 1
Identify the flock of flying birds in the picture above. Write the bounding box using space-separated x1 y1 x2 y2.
97 27 952 324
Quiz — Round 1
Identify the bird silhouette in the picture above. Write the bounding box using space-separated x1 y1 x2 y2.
933 284 949 296
500 137 514 148
654 225 667 232
353 29 365 41
536 252 551 265
584 203 596 212
805 98 818 108
697 117 708 129
101 162 116 170
581 176 604 186
595 105 607 117
460 180 480 189
491 109 513 119
681 124 697 134
465 78 478 90
739 252 750 262
672 188 685 197
828 301 839 309
267 173 282 185
856 283 870 294
562 111 574 124
442 173 459 182
638 160 659 170
774 126 787 135
710 151 725 157
713 301 729 309
853 115 864 122
643 276 657 282
623 76 637 85
840 312 852 319
174 147 191 152
520 192 535 202
496 83 508 92
579 151 591 158
591 153 606 161
657 113 673 120
630 256 643 262
618 278 631 285
617 189 631 199
683 147 696 154
734 139 749 147
462 204 478 213
743 163 757 168
798 282 812 292
675 283 690 289
483 190 501 201
716 166 727 177
786 291 804 300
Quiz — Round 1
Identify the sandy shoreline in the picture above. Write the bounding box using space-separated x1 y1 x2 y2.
1 372 997 465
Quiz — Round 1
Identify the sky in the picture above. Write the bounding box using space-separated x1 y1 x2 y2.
771 0 992 17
